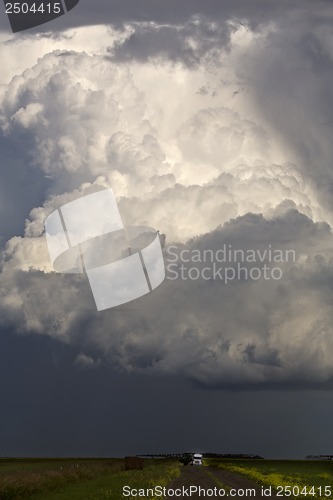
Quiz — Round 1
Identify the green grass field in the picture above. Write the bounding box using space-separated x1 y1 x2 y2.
2 457 333 499
0 458 181 499
207 459 333 499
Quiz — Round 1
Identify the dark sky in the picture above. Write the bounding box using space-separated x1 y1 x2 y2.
1 330 333 459
1 0 333 459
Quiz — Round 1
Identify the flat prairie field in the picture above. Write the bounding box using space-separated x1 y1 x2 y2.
0 457 180 499
207 459 333 498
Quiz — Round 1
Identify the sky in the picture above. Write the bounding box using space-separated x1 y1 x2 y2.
1 0 333 458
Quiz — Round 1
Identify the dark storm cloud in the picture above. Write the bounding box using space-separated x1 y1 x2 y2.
3 205 333 390
74 0 328 29
0 0 330 35
1 328 333 458
109 19 233 67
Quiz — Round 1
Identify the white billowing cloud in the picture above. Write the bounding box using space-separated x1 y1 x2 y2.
1 18 333 388
0 25 131 86
1 51 149 176
0 47 323 240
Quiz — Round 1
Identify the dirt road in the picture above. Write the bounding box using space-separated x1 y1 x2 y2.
166 465 275 499
166 466 219 499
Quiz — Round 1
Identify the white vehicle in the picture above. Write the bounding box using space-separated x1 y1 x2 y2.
191 453 203 465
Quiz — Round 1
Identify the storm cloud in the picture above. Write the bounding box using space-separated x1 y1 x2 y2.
1 10 333 391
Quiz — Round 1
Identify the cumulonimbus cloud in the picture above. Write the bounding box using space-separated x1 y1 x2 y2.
1 18 333 388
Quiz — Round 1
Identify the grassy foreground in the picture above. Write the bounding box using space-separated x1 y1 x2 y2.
0 458 181 499
207 459 333 499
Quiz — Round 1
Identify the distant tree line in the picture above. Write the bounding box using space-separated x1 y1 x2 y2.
306 455 333 460
139 453 264 459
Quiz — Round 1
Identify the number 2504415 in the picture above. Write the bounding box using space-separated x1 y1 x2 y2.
276 486 332 497
5 3 62 14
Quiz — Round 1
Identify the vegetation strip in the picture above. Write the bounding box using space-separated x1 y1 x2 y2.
0 458 181 499
207 459 333 500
